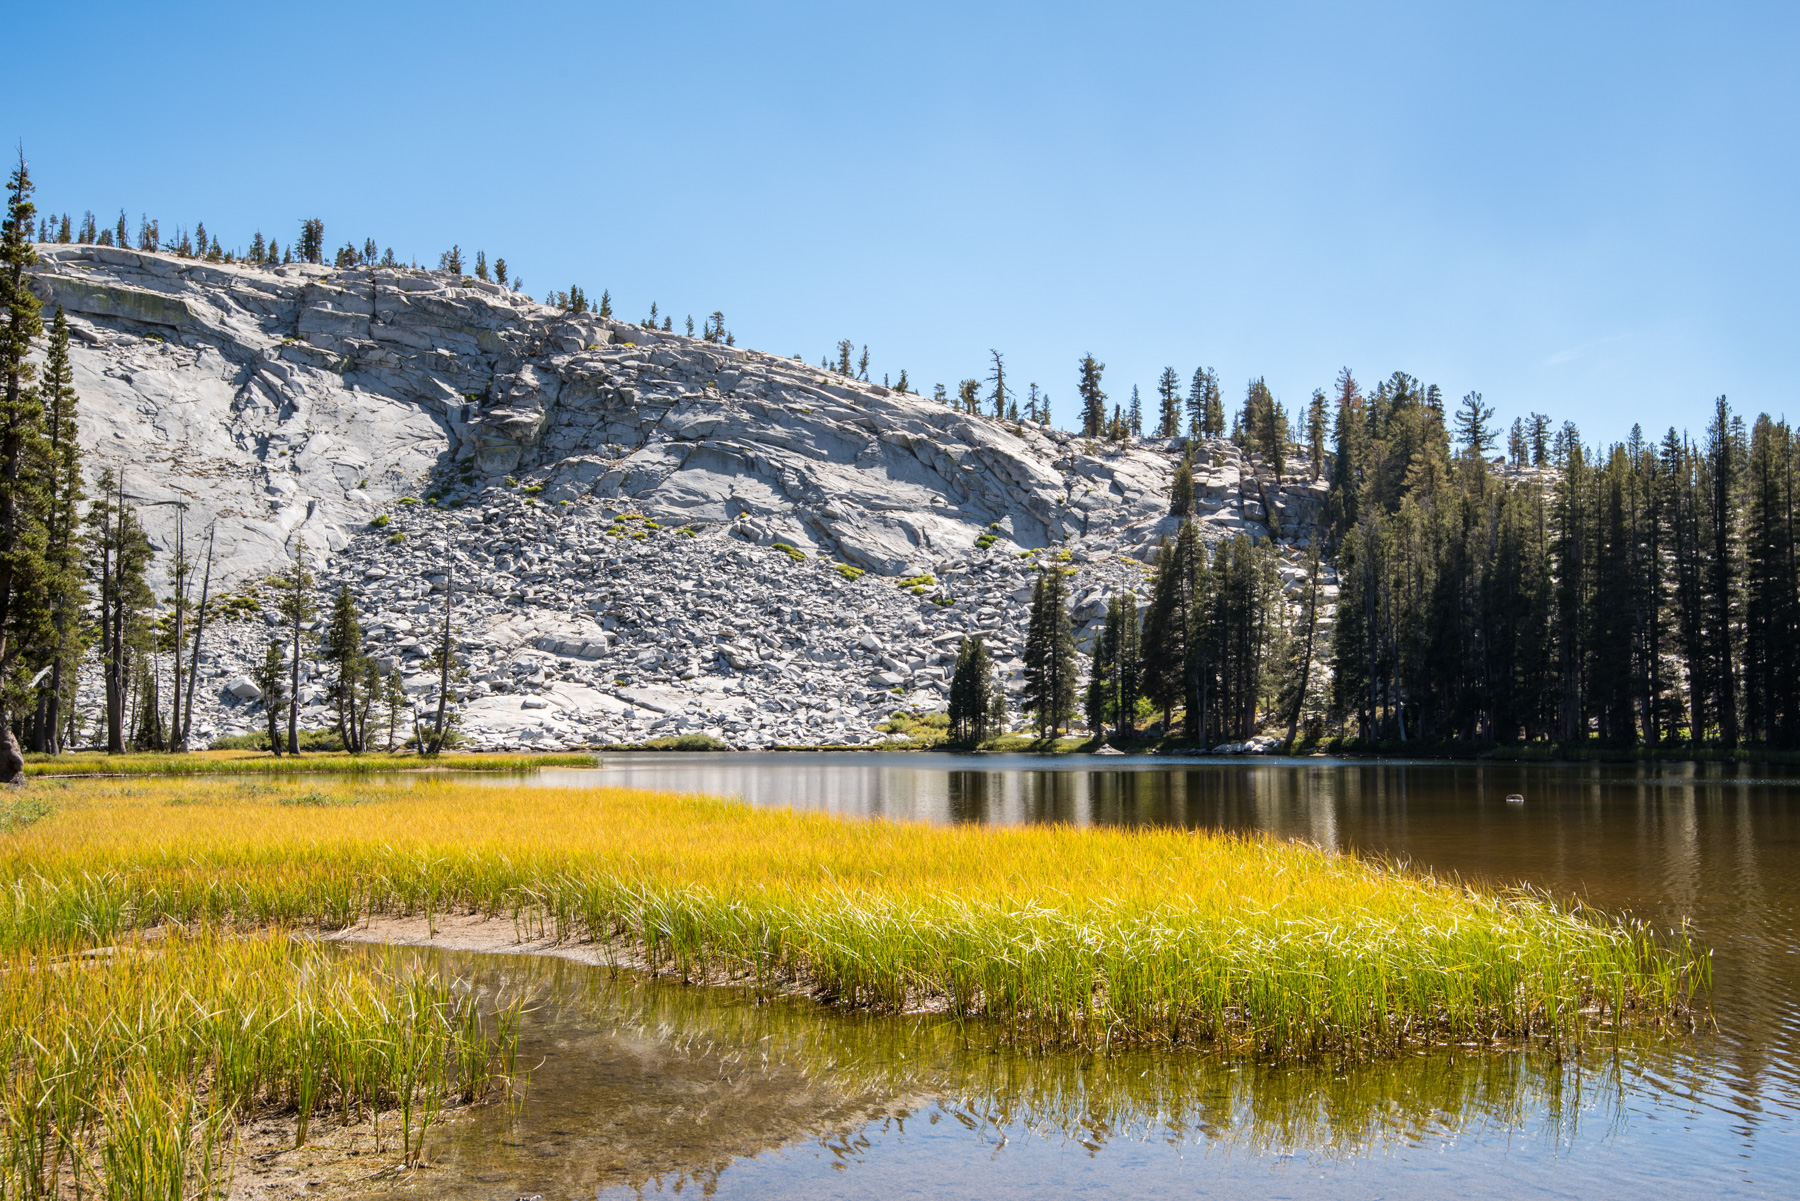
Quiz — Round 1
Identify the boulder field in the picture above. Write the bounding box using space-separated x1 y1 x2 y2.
29 246 1335 748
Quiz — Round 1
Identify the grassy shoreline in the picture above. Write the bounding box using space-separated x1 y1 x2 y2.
4 776 1705 1053
0 773 1708 1192
23 749 599 776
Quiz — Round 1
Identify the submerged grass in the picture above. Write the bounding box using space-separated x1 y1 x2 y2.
23 750 598 777
0 776 1706 1068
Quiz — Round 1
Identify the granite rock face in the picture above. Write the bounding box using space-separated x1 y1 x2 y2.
31 247 1337 749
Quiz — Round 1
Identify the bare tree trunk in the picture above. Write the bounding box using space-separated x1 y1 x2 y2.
428 568 454 754
179 528 214 751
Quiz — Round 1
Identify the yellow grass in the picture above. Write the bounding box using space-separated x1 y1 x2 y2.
0 775 1704 1061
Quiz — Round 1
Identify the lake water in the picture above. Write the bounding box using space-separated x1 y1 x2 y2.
376 755 1800 1198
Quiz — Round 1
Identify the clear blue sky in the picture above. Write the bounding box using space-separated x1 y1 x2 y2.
11 1 1795 443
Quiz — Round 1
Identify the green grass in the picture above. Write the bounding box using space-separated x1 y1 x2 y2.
610 734 733 752
770 542 806 563
0 931 518 1197
23 750 598 777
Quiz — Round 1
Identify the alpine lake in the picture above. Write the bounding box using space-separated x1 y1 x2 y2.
352 753 1799 1200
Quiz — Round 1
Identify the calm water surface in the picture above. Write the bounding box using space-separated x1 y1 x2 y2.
382 755 1800 1198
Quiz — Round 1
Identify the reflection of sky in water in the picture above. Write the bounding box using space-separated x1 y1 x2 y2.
416 755 1800 1197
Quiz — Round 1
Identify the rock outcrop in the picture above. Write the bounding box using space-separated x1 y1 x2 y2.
29 246 1336 748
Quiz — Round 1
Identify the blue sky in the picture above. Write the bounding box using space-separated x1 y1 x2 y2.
11 1 1795 443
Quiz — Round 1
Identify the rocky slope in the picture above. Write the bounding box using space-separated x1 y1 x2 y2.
29 246 1336 748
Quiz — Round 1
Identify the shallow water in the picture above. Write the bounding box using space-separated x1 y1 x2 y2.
376 756 1800 1198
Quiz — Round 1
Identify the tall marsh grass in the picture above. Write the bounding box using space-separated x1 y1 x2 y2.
0 930 519 1198
0 776 1706 1066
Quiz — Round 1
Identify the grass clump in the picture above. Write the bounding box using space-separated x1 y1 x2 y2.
0 796 52 831
0 931 519 1196
0 777 1703 1063
770 542 806 563
834 563 866 582
388 531 406 545
369 513 391 528
975 533 998 550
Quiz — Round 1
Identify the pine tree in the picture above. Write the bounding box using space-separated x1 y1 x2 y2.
1077 355 1106 438
987 350 1010 419
418 564 459 756
1704 396 1741 746
895 369 909 394
324 585 375 752
1170 455 1194 516
250 638 289 755
494 258 508 286
474 250 488 281
1454 391 1497 459
1281 542 1324 745
439 245 464 274
1156 367 1181 437
1528 413 1552 466
1140 523 1199 732
1306 390 1328 480
31 307 85 754
273 542 316 755
87 471 154 754
948 635 999 744
1023 568 1078 737
114 210 129 248
597 288 610 318
1127 385 1143 437
249 231 266 263
0 154 49 780
298 218 324 264
1086 591 1142 741
957 379 980 415
382 668 406 751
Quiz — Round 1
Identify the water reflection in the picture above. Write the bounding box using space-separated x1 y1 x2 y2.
378 755 1800 1195
361 947 1684 1201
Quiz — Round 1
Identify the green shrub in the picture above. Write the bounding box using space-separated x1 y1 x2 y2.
208 729 346 752
387 531 406 545
834 563 865 582
523 484 543 496
278 787 365 807
635 733 731 751
0 797 52 831
975 533 997 550
771 542 806 563
399 497 419 506
897 574 935 590
370 514 391 528
932 595 955 607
